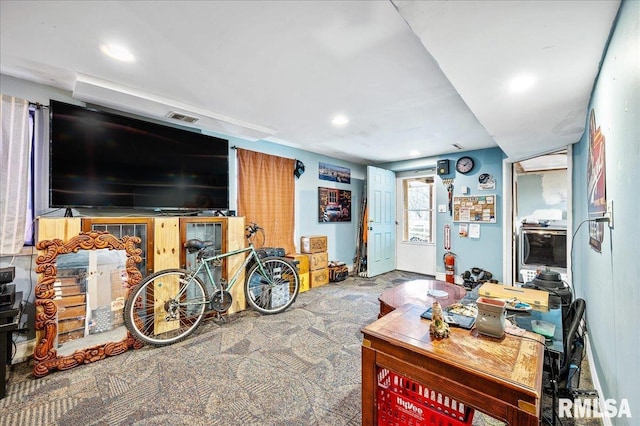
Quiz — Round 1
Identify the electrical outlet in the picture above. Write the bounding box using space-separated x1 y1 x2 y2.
606 200 614 228
0 266 15 284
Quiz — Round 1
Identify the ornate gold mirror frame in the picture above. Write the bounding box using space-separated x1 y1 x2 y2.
34 231 143 377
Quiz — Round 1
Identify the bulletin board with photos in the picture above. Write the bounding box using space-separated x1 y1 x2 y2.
453 195 497 223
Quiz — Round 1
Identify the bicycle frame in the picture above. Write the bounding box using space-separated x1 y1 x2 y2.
176 242 267 304
123 222 299 347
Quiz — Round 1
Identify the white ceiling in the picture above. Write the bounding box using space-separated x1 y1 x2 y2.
0 1 619 165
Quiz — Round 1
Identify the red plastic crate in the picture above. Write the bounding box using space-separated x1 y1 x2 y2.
376 368 473 426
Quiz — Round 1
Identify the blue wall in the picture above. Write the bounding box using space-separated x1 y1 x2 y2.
215 132 365 262
571 1 639 422
381 146 506 281
435 148 506 280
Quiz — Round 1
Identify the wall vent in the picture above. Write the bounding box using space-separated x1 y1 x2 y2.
166 111 199 123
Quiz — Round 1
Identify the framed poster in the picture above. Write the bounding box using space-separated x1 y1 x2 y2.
587 109 606 252
453 195 496 223
318 187 351 222
319 162 351 184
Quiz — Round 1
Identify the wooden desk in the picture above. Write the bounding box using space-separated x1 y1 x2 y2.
378 279 467 317
362 303 544 425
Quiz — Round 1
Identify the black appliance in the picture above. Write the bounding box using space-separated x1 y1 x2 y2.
519 227 567 270
522 269 572 309
1 290 22 399
49 100 230 212
0 267 16 310
0 285 15 310
437 159 450 175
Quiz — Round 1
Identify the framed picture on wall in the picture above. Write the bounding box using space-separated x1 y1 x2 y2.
318 187 351 222
319 162 351 184
587 109 606 253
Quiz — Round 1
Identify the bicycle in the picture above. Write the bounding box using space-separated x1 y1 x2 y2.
124 223 300 347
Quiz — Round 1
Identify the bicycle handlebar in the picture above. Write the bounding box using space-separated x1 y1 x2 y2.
182 223 263 254
245 222 263 239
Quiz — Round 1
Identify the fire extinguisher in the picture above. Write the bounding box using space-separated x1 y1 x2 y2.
443 251 456 284
443 224 456 284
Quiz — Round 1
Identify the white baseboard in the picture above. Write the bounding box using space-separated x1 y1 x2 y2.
12 339 35 365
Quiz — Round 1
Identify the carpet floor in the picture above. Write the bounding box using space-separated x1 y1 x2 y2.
1 271 601 425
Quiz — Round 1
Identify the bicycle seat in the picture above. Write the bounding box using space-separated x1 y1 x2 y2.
184 239 215 253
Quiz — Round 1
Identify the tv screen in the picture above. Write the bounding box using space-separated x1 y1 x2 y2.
50 100 229 211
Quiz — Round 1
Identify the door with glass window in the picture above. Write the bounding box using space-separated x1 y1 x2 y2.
395 174 437 275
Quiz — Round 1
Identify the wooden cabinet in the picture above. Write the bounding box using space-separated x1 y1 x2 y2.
179 217 247 313
39 216 247 314
82 217 154 276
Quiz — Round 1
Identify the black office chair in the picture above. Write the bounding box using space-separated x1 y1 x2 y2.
558 298 586 389
544 298 591 426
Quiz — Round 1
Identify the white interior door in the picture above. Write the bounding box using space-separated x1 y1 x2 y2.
395 174 437 275
366 165 396 277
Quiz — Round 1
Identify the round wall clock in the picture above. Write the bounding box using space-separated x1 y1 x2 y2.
456 156 475 174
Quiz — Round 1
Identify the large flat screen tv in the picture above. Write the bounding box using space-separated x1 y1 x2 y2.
50 100 229 211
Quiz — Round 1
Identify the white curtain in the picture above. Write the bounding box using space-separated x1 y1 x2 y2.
0 94 31 255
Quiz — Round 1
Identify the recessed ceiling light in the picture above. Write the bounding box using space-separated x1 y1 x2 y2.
509 74 536 93
100 44 135 62
409 150 420 157
331 115 349 126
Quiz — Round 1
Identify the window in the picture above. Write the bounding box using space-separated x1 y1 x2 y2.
403 177 434 243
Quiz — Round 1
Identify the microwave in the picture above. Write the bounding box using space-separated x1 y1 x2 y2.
519 227 567 270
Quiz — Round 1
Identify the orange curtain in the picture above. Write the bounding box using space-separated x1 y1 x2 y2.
237 148 295 254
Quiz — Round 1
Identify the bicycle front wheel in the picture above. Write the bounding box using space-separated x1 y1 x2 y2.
124 269 209 347
245 257 299 314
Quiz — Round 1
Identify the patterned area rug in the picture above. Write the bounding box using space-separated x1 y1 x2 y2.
1 271 600 425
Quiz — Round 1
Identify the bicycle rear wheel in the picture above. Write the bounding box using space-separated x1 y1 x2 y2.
245 257 299 314
124 268 208 346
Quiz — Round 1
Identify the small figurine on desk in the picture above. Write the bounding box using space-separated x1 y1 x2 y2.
430 301 450 338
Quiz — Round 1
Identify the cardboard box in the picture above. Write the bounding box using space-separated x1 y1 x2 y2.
286 253 310 274
307 252 328 271
300 235 327 253
310 268 329 288
298 272 310 293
